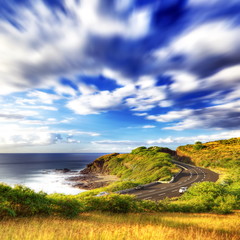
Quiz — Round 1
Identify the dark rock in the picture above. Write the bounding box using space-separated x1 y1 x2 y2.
55 168 71 173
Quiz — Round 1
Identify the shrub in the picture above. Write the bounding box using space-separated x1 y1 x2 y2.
213 195 238 214
193 143 206 150
131 146 147 154
82 194 138 213
0 184 83 218
52 197 84 218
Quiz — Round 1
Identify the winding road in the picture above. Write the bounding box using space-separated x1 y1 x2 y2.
124 161 219 201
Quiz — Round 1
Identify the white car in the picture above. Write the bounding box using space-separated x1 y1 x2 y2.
96 191 109 197
179 187 188 193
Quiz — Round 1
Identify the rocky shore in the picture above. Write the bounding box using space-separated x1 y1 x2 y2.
52 154 120 190
66 173 119 190
52 168 118 190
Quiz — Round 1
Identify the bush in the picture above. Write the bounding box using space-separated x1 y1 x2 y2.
131 146 147 154
194 143 206 150
0 184 52 216
82 194 138 213
0 199 16 218
51 197 84 218
213 195 238 214
0 184 83 218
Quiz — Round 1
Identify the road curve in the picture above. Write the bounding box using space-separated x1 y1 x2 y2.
124 161 219 201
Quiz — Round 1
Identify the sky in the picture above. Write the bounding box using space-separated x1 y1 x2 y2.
0 0 240 153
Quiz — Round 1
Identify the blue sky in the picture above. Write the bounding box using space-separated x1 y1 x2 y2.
0 0 240 153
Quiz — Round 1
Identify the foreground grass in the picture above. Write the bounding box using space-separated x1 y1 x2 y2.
1 212 240 240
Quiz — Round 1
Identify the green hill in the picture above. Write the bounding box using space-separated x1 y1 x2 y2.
176 138 240 168
81 146 178 184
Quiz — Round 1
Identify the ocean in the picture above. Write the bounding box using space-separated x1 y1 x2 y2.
0 153 105 195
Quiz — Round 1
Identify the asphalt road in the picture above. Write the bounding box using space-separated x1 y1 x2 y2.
125 161 219 201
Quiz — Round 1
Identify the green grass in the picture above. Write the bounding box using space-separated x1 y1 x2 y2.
1 140 240 220
84 146 178 183
176 137 240 168
78 146 179 196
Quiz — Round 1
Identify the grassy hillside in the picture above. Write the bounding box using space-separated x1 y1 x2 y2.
1 212 239 240
176 137 240 210
82 146 179 183
1 141 240 220
176 138 240 168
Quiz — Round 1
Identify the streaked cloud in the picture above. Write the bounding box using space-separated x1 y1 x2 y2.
0 0 239 152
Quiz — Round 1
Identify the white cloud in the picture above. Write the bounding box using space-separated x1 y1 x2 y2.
67 90 122 115
67 84 136 115
153 20 240 93
126 83 167 111
159 100 240 130
67 79 169 115
168 71 199 93
203 64 240 88
158 100 173 108
0 124 99 148
172 21 240 60
147 130 240 145
55 130 100 137
22 105 58 111
147 109 193 122
78 82 98 95
0 125 61 147
92 140 139 145
142 125 156 129
163 118 203 131
147 137 175 145
102 68 134 85
78 0 150 39
27 91 61 104
54 83 78 97
133 112 147 116
0 0 152 97
0 110 39 124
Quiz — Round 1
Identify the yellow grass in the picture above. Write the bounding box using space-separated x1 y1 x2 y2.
1 212 240 240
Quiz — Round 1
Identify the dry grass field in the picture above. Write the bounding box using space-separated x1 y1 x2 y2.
0 211 239 240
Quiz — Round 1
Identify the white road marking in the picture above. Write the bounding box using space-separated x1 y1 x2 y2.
148 190 157 193
158 193 166 196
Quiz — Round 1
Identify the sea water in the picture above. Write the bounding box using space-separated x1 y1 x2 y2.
0 153 105 195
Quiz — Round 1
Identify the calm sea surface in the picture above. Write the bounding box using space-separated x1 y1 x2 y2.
0 153 105 195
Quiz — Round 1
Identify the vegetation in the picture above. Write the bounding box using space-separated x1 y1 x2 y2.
0 212 239 240
177 137 240 168
79 146 178 195
175 137 240 214
85 146 178 183
1 179 239 218
0 184 83 218
1 139 240 221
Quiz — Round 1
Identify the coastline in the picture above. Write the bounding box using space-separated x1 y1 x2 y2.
67 173 119 190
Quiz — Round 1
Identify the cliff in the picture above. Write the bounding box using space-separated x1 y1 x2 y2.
80 146 179 183
80 153 120 174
